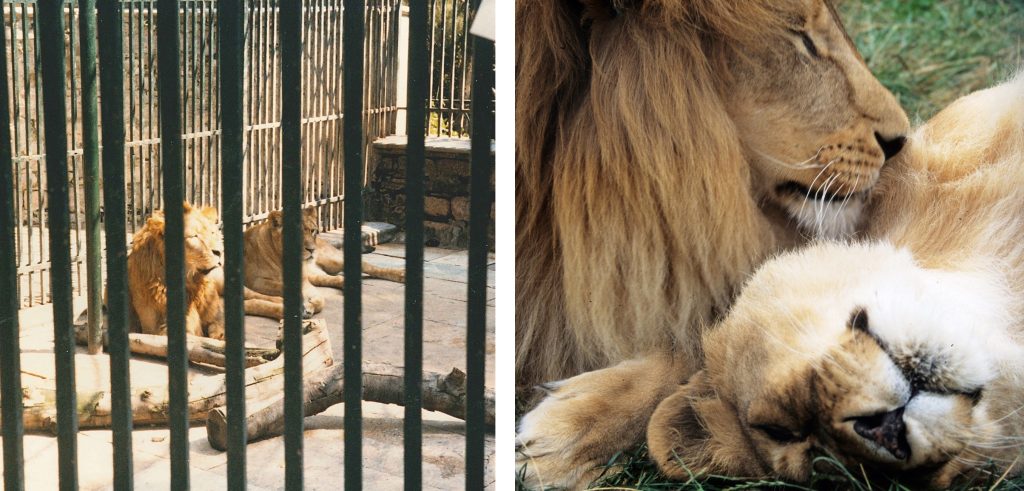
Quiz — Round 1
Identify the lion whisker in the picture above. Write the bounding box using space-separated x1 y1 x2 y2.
797 158 838 222
831 173 861 238
754 147 825 171
814 174 841 234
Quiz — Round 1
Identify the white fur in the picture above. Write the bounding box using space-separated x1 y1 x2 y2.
853 252 1019 391
786 196 865 240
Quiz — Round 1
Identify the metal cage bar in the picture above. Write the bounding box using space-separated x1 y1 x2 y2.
79 0 103 355
156 0 190 487
97 0 135 488
465 8 493 487
404 0 428 487
220 0 248 489
343 0 365 488
280 1 306 489
38 1 80 487
0 5 25 489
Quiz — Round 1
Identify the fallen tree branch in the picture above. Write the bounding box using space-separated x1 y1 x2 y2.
18 320 331 433
206 362 495 450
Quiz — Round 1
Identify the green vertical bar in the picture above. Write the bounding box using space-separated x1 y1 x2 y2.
343 0 365 488
280 1 305 490
465 11 493 490
0 6 25 490
219 0 247 489
97 0 134 488
80 0 103 355
403 0 427 489
157 0 190 488
38 1 80 488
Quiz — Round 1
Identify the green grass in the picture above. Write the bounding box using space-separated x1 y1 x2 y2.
838 0 1024 123
516 2 1024 489
517 443 1018 491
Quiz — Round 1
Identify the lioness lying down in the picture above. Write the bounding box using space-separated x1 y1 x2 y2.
517 76 1024 488
241 207 405 319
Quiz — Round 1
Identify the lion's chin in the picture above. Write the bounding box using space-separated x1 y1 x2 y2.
779 192 867 239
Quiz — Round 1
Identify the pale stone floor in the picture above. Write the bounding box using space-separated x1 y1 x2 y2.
8 243 496 490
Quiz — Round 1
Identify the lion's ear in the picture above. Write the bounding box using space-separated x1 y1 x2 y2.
200 207 219 222
647 370 762 479
145 215 165 236
268 210 283 228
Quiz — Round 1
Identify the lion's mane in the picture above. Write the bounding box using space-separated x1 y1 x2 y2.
515 0 802 392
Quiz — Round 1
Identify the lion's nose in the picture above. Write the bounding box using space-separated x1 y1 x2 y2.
852 407 910 460
875 132 906 160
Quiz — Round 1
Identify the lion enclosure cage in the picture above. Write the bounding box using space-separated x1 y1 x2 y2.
0 0 493 489
6 0 478 308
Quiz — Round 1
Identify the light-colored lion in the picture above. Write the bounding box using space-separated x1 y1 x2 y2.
515 0 910 397
241 207 405 319
518 75 1024 488
126 203 226 339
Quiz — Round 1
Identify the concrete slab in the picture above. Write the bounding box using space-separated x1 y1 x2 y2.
365 243 458 262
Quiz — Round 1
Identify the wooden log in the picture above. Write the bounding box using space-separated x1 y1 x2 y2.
73 310 281 368
206 362 495 450
20 320 332 433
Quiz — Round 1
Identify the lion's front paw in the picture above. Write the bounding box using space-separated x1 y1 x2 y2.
300 302 313 319
516 357 686 489
304 296 324 316
515 381 627 490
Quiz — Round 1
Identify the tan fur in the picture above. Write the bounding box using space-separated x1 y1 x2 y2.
126 203 225 339
242 208 405 320
515 0 909 396
518 75 1024 488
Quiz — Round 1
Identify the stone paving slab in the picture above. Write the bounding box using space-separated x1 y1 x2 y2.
8 245 495 489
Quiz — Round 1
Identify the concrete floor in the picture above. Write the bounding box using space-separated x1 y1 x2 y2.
6 243 496 490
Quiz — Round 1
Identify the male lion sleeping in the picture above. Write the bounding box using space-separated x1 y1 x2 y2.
517 76 1024 488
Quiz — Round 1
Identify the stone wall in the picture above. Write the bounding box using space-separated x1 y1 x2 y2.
366 136 494 249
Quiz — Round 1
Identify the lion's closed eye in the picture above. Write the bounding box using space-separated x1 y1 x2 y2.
752 423 806 444
799 32 819 57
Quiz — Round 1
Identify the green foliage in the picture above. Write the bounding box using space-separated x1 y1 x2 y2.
516 443 1020 491
837 0 1024 123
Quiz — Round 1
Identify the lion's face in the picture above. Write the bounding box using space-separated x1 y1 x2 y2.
725 0 909 238
183 204 223 277
266 208 320 261
649 242 1024 487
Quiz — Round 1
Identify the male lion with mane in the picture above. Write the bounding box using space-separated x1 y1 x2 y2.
127 203 225 339
519 76 1024 488
516 0 910 399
